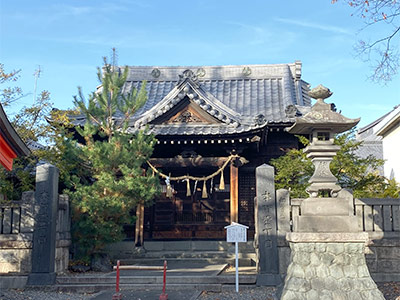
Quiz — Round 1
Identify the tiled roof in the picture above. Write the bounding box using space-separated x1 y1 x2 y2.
72 62 312 136
124 62 311 135
354 140 384 176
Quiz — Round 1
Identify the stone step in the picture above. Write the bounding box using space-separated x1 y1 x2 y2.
52 283 230 293
118 258 255 267
117 254 255 263
139 251 256 258
56 275 257 285
107 240 256 259
143 240 256 252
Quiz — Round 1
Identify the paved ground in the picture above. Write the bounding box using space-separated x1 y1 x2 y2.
1 261 399 300
91 289 201 300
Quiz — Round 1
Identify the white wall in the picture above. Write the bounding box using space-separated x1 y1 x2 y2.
382 122 400 181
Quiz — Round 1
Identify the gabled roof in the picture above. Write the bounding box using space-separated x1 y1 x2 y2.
71 62 312 137
358 105 400 138
130 69 242 128
123 62 311 136
374 105 400 137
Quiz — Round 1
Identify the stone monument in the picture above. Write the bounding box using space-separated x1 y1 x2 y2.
27 163 59 285
280 85 384 299
254 164 280 285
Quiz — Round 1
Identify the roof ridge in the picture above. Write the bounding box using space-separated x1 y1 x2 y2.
121 62 301 69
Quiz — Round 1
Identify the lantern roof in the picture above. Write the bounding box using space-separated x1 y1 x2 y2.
287 85 360 134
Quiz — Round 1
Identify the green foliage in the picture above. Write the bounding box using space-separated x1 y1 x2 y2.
0 156 35 202
67 57 159 261
0 63 23 107
270 130 400 198
270 135 313 198
0 65 56 201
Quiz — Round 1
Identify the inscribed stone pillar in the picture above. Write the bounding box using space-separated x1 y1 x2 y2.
27 163 59 285
255 164 280 285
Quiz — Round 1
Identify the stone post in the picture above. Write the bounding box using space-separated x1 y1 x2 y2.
20 191 35 234
255 164 280 285
27 163 59 285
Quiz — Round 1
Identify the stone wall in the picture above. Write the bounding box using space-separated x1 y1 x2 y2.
0 191 71 275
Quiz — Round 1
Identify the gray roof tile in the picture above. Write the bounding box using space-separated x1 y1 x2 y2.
72 62 311 136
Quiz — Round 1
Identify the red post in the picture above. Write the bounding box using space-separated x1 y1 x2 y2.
112 260 122 300
159 260 168 300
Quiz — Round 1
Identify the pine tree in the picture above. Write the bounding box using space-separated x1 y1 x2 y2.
68 57 159 260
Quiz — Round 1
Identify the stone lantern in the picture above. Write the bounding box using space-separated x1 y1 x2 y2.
288 84 359 198
280 85 385 300
286 85 361 233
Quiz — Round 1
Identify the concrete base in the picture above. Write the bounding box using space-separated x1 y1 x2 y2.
256 273 281 286
281 232 385 299
0 275 28 289
27 272 56 285
294 216 359 232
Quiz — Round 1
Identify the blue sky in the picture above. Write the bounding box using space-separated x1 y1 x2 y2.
1 0 399 128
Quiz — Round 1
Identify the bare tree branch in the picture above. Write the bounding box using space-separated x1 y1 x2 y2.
333 0 400 82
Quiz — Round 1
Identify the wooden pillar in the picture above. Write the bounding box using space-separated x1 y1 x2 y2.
230 162 239 223
135 202 145 246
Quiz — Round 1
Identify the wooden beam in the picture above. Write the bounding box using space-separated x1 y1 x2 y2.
149 156 229 168
113 265 164 270
230 162 239 223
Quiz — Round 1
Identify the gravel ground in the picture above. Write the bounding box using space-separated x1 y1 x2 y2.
1 282 399 300
198 286 277 300
377 282 400 300
0 289 98 300
197 283 400 300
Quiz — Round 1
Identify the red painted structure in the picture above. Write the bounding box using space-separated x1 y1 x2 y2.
0 104 30 170
159 260 168 300
112 260 122 300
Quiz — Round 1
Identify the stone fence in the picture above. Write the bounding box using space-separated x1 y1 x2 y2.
277 194 400 282
0 191 71 274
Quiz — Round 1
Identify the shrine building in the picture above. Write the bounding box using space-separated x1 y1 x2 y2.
72 62 312 242
0 103 30 171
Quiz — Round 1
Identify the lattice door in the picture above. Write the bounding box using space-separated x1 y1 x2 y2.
238 172 256 231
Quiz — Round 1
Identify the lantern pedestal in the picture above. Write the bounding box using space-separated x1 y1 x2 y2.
280 232 384 300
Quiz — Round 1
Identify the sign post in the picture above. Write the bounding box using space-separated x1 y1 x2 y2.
225 222 249 293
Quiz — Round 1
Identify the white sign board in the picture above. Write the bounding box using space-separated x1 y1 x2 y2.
225 222 248 243
224 222 249 293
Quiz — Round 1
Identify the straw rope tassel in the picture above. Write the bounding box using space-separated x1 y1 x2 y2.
186 178 191 197
219 170 225 190
166 174 173 198
202 180 208 198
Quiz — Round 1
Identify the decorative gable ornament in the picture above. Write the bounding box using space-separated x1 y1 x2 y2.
133 69 242 129
169 110 202 124
178 69 198 84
